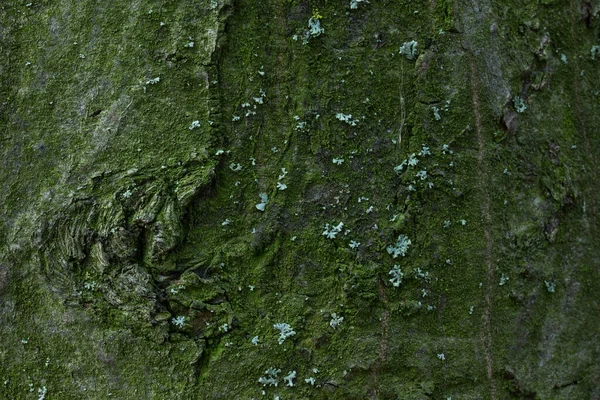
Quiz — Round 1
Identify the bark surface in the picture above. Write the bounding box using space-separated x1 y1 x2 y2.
1 1 599 399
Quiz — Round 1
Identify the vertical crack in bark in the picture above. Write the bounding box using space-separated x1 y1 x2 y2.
370 276 390 398
569 0 599 215
470 58 497 400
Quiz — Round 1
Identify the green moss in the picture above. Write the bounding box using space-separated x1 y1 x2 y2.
0 0 599 398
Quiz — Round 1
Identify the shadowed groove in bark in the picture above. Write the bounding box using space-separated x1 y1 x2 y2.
470 57 497 400
370 275 390 398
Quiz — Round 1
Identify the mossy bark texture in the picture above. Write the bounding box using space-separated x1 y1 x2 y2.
1 0 599 399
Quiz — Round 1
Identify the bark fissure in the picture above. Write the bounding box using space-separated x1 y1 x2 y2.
470 57 497 400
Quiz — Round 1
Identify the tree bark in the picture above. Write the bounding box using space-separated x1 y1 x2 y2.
1 0 599 398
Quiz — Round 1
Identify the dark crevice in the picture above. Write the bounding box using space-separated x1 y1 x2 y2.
553 379 579 390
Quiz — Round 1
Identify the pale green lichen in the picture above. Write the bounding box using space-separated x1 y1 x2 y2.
399 40 418 59
513 95 527 113
389 265 404 287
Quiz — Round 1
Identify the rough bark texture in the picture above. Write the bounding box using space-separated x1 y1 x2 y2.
1 0 599 399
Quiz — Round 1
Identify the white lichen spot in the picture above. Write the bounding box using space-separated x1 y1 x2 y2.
350 0 369 9
513 95 527 113
273 323 296 344
278 168 288 180
407 153 419 167
415 170 428 180
394 160 407 174
229 163 243 172
329 313 344 329
387 235 411 258
283 370 296 387
389 265 404 287
322 222 344 239
172 316 186 328
258 368 281 387
307 17 324 39
335 112 358 126
415 268 430 282
399 40 418 59
256 192 268 211
442 144 453 154
188 120 201 130
145 77 160 85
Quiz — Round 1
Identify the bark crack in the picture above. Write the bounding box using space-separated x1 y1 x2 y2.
470 57 497 400
370 276 390 399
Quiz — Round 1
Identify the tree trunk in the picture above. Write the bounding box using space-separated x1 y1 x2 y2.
1 0 599 398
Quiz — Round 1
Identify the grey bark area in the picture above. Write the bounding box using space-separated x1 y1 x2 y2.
1 0 599 399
